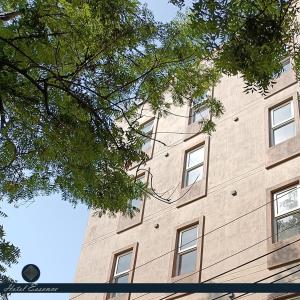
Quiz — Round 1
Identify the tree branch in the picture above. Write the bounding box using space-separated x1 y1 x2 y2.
0 96 5 130
0 11 20 21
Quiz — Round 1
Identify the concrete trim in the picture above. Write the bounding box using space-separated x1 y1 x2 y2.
168 216 205 283
104 242 139 300
265 91 300 169
266 177 300 269
162 293 191 300
176 137 210 208
267 293 300 300
117 168 150 234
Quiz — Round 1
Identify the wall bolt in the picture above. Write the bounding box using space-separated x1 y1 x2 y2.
231 190 237 196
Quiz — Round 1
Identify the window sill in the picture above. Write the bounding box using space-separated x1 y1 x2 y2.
267 234 300 269
267 292 300 300
265 135 300 169
170 271 200 283
104 243 138 300
106 293 130 300
264 69 297 99
184 121 204 142
177 178 207 208
117 212 143 234
127 146 154 171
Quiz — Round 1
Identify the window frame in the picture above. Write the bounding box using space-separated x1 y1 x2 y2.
266 177 300 269
264 92 300 169
141 118 154 152
184 146 205 188
189 93 210 125
281 57 292 74
112 251 132 283
169 217 205 283
128 173 146 212
270 100 295 146
117 170 149 233
176 225 199 276
177 138 209 208
105 243 138 300
272 184 300 243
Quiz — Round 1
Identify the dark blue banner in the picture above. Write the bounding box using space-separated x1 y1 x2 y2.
1 283 300 293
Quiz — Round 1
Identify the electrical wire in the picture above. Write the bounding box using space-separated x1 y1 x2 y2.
72 98 300 299
82 182 297 274
214 263 300 300
138 91 264 162
237 275 300 300
70 219 300 300
158 263 300 300
134 235 300 300
80 93 274 252
82 162 265 248
78 185 300 300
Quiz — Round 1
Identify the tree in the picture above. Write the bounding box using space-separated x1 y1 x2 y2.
170 0 300 93
0 0 224 279
4 0 296 281
0 212 19 283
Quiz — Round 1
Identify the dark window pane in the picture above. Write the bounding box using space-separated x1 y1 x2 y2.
142 137 151 151
272 102 292 126
187 147 204 169
110 274 129 298
141 120 154 151
178 249 197 275
130 198 142 210
282 59 291 73
192 93 207 106
142 120 154 134
274 186 299 216
180 226 197 251
193 106 210 123
115 274 129 284
273 122 295 145
186 166 203 186
277 212 300 241
116 252 132 274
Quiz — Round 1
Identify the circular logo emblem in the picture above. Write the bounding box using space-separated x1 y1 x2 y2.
21 264 40 282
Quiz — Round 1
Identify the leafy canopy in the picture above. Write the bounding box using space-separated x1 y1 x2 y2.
0 0 223 279
171 0 300 93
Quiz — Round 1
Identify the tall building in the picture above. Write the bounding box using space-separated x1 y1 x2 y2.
73 57 300 300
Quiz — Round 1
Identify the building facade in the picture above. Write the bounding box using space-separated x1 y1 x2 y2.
73 58 300 300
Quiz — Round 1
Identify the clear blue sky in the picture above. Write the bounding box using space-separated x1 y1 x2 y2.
1 1 182 300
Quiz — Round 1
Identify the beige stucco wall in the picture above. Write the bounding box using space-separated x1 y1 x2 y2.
72 69 300 300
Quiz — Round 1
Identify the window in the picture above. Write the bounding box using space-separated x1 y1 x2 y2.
184 146 204 187
270 101 296 146
110 251 132 298
176 225 198 276
128 174 145 212
273 185 300 242
190 95 210 124
281 58 292 73
141 119 154 152
117 172 148 233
